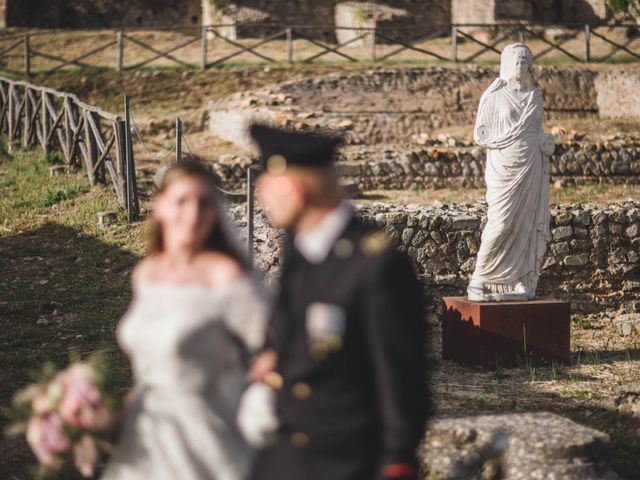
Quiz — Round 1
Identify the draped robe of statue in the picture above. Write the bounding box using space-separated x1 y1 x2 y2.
467 45 554 302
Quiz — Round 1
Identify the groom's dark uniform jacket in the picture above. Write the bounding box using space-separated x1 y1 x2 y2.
249 124 431 480
252 220 430 480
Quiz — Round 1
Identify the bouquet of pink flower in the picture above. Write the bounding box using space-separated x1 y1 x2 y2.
7 353 120 478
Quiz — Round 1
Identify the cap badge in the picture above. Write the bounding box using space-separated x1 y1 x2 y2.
267 154 287 174
360 231 390 256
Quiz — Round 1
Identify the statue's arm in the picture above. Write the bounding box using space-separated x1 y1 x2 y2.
473 95 493 147
535 90 555 156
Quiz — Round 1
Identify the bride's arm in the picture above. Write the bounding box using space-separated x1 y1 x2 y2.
222 273 271 356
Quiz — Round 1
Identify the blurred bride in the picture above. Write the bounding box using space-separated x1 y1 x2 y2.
102 161 268 480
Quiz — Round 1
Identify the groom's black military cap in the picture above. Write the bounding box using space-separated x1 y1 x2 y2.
248 123 343 174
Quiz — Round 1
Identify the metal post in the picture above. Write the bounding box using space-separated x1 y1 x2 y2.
370 27 376 62
584 24 591 63
518 27 525 44
175 117 182 163
201 26 208 70
246 167 255 264
124 95 134 221
116 31 124 73
286 28 293 64
23 34 31 76
450 26 458 63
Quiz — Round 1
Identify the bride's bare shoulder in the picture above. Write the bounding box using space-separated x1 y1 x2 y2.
132 256 161 284
197 252 244 287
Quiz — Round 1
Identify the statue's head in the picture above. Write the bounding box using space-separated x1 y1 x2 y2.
500 43 533 82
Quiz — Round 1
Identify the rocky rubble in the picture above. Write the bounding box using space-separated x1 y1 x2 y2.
421 413 619 480
615 383 640 418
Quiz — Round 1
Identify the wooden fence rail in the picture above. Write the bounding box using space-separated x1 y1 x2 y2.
0 77 139 219
0 23 639 74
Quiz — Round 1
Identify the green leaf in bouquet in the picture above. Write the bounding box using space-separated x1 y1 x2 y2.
87 350 121 412
4 419 28 437
30 361 60 385
63 422 84 443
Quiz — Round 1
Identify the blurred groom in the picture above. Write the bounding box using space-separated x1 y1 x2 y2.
248 124 431 480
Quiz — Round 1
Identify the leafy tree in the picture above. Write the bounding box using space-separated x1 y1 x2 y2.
608 0 640 21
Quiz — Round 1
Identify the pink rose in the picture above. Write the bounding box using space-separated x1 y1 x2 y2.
59 363 111 429
26 413 70 466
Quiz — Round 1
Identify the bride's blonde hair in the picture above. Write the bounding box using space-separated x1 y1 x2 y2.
148 161 249 270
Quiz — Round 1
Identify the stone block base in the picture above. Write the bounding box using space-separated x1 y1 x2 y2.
442 296 570 367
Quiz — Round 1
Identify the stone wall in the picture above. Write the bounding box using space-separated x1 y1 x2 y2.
371 1 451 38
333 140 640 189
212 139 640 190
4 0 201 28
232 201 640 317
452 0 495 24
204 0 336 40
205 1 450 41
596 69 640 121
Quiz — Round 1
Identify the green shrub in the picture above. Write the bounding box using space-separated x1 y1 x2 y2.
43 151 64 166
44 185 89 207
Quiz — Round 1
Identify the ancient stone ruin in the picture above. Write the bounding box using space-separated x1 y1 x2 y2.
1 1 612 31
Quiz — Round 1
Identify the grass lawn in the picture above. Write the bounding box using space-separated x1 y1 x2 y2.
1 147 639 478
0 148 145 478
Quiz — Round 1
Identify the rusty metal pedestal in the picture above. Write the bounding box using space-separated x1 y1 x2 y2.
442 297 571 367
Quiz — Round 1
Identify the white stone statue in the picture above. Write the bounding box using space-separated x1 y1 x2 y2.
467 44 555 302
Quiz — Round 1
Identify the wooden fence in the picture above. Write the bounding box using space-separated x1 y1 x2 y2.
0 23 638 74
0 77 139 219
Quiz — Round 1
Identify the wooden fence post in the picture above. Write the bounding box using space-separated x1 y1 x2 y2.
7 83 14 152
450 26 458 63
201 26 208 70
175 117 182 163
83 108 96 185
41 91 49 154
23 87 30 147
584 24 591 63
24 34 31 76
117 31 124 73
370 27 376 62
92 112 105 183
286 28 293 64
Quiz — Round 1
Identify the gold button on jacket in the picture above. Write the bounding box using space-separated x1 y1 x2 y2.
290 432 310 448
292 382 312 400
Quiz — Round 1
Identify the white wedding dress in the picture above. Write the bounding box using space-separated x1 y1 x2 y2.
101 276 268 480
